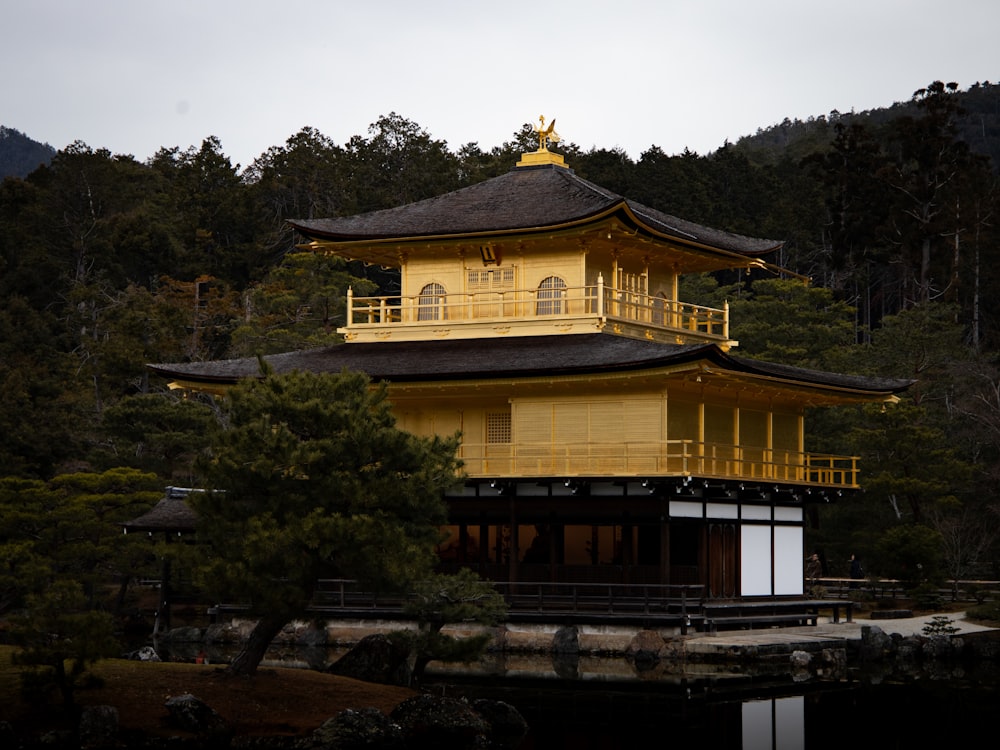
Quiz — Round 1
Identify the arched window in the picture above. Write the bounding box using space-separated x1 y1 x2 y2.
417 283 446 321
535 276 566 316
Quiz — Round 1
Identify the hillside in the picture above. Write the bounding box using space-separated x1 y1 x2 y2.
0 126 55 179
732 80 1000 170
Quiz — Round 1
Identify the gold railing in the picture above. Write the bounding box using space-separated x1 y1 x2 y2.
344 279 729 338
457 440 859 489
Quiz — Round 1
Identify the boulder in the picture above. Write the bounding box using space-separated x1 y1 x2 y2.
300 707 405 750
625 630 665 667
164 693 232 739
860 625 893 660
78 705 119 749
162 626 204 643
124 645 161 661
551 625 580 654
390 694 490 749
326 633 412 686
818 647 847 675
789 650 812 670
922 634 956 659
470 698 529 750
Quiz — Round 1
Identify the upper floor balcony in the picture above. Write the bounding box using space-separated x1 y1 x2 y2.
457 440 860 490
340 275 733 345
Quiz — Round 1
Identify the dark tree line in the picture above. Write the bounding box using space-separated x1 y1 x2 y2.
2 82 1000 617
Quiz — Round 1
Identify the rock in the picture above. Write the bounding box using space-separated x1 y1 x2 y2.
164 693 232 738
818 647 847 674
967 633 1000 660
124 645 161 661
896 636 922 660
625 630 664 669
296 625 329 648
300 707 405 749
326 634 413 686
470 698 529 750
78 705 119 749
922 634 955 659
790 650 812 670
162 626 204 642
551 625 579 654
390 694 490 749
205 622 240 643
860 625 893 660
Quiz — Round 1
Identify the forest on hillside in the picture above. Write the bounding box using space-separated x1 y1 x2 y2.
2 80 1000 601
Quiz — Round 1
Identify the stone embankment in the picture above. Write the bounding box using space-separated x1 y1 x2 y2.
148 612 1000 681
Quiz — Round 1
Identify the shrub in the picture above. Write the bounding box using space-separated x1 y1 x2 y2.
874 525 944 588
922 615 959 636
963 584 989 605
967 599 1000 623
9 580 118 709
909 582 944 610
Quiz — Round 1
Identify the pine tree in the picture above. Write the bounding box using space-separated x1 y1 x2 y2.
190 368 462 676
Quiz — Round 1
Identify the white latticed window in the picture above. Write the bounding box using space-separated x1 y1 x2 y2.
417 282 446 320
467 267 516 291
535 276 566 315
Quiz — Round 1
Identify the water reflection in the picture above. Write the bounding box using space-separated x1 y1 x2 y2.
743 697 803 750
146 640 999 749
443 677 999 749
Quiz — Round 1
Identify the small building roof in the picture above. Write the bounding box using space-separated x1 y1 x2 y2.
148 334 912 403
287 163 783 268
122 486 199 533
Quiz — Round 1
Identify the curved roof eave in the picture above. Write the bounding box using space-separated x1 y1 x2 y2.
287 163 784 261
146 335 912 399
294 202 771 264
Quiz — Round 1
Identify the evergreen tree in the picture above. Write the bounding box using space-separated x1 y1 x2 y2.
190 368 462 676
882 82 984 307
728 277 857 367
391 567 508 684
228 251 376 356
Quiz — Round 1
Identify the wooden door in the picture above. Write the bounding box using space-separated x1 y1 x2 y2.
707 523 738 598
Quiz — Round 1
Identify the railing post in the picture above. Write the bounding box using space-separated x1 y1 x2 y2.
723 300 730 339
596 273 605 318
345 286 354 326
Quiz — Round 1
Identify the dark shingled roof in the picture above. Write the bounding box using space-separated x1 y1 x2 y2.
287 164 783 257
148 334 913 396
123 486 199 533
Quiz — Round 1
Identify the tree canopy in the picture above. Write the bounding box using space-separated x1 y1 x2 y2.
188 368 463 675
2 83 1000 660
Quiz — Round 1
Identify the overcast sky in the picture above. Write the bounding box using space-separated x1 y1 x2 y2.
5 1 998 170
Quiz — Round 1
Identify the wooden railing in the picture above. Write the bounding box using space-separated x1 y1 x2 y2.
457 440 860 488
343 279 729 339
303 578 706 631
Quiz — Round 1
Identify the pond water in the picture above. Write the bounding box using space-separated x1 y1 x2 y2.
148 639 1000 749
440 673 1000 749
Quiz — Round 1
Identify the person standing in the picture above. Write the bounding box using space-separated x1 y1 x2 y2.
805 553 823 584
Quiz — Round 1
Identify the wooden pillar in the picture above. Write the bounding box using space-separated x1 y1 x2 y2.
458 525 469 563
621 521 633 584
661 518 671 586
479 522 489 567
508 499 519 584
